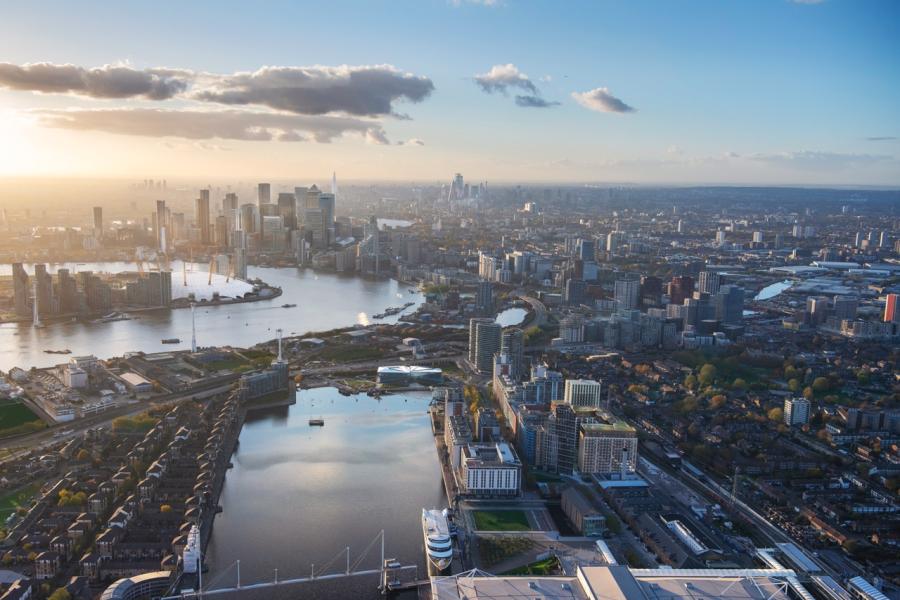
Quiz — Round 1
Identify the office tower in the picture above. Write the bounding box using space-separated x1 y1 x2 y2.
668 275 693 307
223 192 238 213
548 402 579 475
92 206 103 239
12 263 29 316
304 185 321 208
578 420 638 475
576 238 595 261
196 190 211 244
475 279 493 315
304 207 325 248
563 379 603 408
805 296 830 326
752 231 763 244
239 203 257 234
614 278 640 311
215 215 228 247
833 296 858 321
318 192 336 245
606 231 625 253
34 264 53 317
879 231 891 248
784 397 810 426
676 219 683 233
277 192 297 231
156 200 167 250
715 285 744 325
558 314 585 344
500 327 525 380
885 293 900 323
262 215 286 251
57 269 77 314
233 248 248 279
774 233 784 249
565 278 587 306
640 276 663 306
715 230 727 245
257 183 271 207
697 270 721 295
468 318 501 374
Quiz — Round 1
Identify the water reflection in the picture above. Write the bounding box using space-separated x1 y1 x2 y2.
205 387 445 594
0 263 424 369
495 307 528 327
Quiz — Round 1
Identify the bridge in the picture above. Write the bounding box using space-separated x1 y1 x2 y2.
161 530 425 599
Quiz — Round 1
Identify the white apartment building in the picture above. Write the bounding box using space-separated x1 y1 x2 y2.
564 379 603 408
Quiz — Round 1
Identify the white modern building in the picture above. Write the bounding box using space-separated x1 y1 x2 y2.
578 419 638 475
784 397 810 426
564 379 603 408
459 442 521 498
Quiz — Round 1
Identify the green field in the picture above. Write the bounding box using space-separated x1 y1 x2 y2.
0 482 42 520
0 401 43 438
472 510 532 531
317 345 385 362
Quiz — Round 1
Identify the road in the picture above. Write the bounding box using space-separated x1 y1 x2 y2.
513 294 548 328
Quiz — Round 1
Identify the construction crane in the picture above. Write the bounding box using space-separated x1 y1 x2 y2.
208 257 216 286
226 255 234 283
182 261 188 286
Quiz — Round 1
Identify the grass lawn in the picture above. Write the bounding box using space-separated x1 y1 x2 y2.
0 482 42 520
472 510 531 532
317 345 386 363
205 357 249 371
0 401 44 438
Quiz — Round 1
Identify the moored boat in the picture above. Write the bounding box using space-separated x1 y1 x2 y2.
422 508 452 573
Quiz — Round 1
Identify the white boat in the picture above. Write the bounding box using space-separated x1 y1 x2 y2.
422 508 453 573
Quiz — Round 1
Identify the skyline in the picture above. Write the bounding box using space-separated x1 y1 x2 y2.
0 0 898 185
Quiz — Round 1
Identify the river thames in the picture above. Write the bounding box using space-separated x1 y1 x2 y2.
0 262 424 370
205 387 444 599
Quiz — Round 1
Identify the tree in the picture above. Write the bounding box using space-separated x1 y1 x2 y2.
76 449 90 462
684 374 697 390
767 407 784 422
803 386 814 400
788 378 801 393
48 589 71 600
160 504 173 513
698 364 717 387
811 377 830 394
709 395 727 410
732 378 747 391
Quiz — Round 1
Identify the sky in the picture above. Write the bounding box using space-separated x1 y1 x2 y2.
0 0 898 185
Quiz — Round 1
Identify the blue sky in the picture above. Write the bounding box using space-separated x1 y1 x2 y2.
0 0 897 184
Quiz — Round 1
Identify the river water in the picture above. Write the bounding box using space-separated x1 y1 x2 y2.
754 280 793 301
205 387 444 599
0 263 424 370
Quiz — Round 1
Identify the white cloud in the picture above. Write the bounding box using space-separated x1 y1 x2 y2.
571 87 635 114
